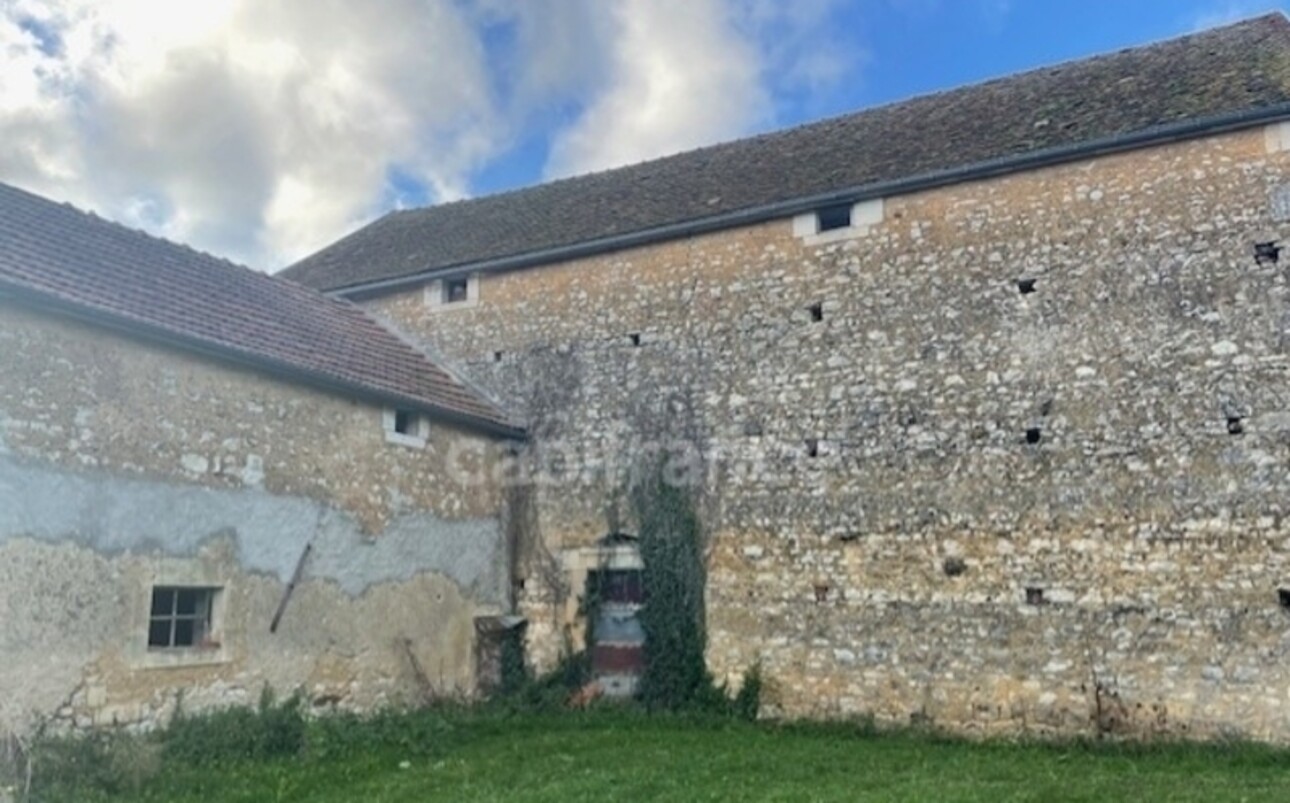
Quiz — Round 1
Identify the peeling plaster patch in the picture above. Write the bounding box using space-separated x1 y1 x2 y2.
0 455 506 603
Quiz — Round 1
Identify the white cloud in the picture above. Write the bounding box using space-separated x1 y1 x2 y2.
0 0 863 269
0 0 500 268
542 0 769 178
736 0 860 95
1188 1 1281 31
539 0 865 178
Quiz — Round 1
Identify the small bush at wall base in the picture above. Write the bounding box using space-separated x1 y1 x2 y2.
494 650 593 712
310 706 465 763
25 731 160 801
732 663 763 721
164 687 305 766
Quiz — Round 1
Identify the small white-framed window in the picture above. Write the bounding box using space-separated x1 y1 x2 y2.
815 203 852 232
443 276 469 304
384 407 428 448
424 273 479 311
148 586 221 650
792 198 885 245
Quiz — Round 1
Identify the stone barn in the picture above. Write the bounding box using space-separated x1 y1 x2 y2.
6 13 1290 742
283 15 1290 740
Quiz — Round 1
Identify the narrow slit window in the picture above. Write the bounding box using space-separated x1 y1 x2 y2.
149 586 218 649
816 203 852 232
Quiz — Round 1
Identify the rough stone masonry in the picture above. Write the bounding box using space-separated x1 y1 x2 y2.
357 123 1290 740
0 304 511 736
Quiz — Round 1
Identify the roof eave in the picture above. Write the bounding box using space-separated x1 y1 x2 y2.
328 101 1290 300
0 282 528 441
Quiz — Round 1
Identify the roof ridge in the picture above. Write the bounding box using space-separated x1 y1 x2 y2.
381 13 1290 222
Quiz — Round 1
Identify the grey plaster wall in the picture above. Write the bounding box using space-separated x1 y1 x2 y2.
0 454 506 602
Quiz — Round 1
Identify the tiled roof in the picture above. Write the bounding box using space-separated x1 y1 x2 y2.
0 182 520 436
284 14 1290 292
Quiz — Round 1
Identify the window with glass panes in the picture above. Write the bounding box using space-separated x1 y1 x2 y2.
148 586 218 648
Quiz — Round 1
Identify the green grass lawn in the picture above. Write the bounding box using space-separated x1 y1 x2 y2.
24 709 1290 802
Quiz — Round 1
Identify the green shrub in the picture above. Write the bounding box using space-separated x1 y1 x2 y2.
164 687 305 766
732 663 763 722
493 650 592 713
26 731 159 801
311 707 460 762
0 733 27 796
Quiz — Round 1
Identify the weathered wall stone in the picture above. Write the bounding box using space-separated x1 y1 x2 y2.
0 305 510 735
361 124 1290 739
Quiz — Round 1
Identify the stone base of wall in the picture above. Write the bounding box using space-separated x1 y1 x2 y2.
707 522 1290 742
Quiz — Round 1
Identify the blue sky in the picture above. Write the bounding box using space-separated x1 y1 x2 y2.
0 0 1283 269
476 0 1288 195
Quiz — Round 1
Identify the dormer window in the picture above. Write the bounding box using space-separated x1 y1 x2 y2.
425 274 479 312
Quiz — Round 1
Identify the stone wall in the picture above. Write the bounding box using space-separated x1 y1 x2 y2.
0 304 510 735
361 124 1290 739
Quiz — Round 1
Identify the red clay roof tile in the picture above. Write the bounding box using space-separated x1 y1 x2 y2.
0 182 521 437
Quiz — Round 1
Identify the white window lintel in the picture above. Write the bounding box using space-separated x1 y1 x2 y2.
424 273 480 312
793 198 885 245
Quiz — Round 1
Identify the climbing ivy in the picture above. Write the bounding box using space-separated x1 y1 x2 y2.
631 458 714 710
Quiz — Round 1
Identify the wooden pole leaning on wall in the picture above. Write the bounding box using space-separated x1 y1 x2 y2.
270 542 313 633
